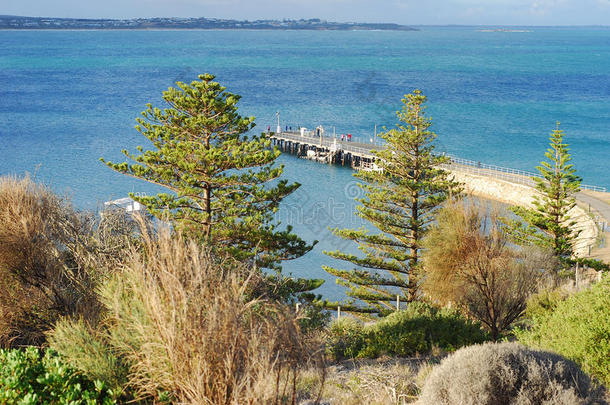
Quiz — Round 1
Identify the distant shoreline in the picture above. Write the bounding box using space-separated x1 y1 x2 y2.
0 28 415 32
0 15 418 31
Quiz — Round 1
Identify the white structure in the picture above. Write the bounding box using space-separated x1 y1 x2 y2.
329 139 339 153
103 194 146 214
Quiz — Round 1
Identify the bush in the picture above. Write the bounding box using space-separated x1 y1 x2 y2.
326 317 367 360
522 287 570 323
326 302 488 360
421 200 557 340
516 274 610 386
0 175 135 347
48 227 324 404
0 347 118 404
417 342 607 405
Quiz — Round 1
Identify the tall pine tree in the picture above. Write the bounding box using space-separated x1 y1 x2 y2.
323 90 461 316
503 123 581 260
101 74 315 270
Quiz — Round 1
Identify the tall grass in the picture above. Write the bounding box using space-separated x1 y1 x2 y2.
49 225 325 404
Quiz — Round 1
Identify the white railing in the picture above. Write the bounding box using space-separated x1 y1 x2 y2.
272 131 379 156
269 132 607 193
444 155 606 192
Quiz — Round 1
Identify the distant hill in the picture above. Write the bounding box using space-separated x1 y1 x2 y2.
0 15 417 31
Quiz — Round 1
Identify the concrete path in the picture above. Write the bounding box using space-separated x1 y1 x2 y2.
577 191 610 227
577 191 610 262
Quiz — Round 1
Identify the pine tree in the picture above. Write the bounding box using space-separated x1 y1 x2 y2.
503 123 581 260
323 90 461 316
101 74 315 270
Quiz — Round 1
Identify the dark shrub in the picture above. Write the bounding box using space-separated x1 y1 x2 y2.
0 176 135 347
325 317 367 360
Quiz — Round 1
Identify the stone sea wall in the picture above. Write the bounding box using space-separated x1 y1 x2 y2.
449 170 598 258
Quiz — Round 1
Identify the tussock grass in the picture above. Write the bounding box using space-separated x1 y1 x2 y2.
49 225 325 404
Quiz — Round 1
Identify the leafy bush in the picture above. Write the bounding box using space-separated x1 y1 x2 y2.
0 347 118 404
417 342 607 405
522 287 569 322
326 302 488 360
326 317 367 360
516 274 610 386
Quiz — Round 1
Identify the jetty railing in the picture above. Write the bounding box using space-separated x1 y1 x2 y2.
271 131 379 156
268 131 607 193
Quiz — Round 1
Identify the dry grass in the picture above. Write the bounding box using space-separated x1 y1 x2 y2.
0 175 136 347
297 357 432 405
49 224 325 404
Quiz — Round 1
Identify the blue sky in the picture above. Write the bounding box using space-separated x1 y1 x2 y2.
2 0 610 25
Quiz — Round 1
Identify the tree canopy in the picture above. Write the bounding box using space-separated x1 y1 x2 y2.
101 73 315 270
323 90 461 316
503 123 581 261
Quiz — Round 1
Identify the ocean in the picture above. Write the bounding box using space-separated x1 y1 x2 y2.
0 27 609 299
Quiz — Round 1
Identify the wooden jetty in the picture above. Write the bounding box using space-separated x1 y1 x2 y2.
268 129 607 193
270 129 382 171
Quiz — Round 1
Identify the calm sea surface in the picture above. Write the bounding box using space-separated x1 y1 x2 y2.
1 27 609 299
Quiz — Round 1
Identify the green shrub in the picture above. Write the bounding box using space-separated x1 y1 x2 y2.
0 347 118 404
523 288 569 321
515 274 610 386
417 342 606 405
326 302 488 360
326 317 367 360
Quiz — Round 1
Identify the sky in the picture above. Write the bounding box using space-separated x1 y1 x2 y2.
1 0 610 25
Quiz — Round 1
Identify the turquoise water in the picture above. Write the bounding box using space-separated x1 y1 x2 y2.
1 27 609 299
